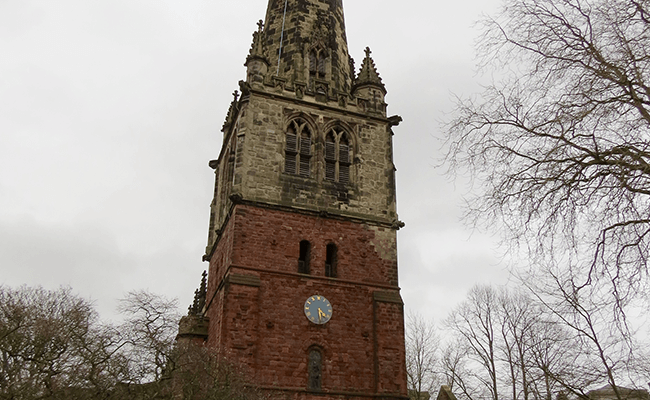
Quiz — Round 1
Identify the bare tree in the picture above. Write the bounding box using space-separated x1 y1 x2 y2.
170 342 268 400
0 286 266 400
446 285 501 400
522 265 650 398
443 0 650 393
406 313 441 399
441 338 482 400
0 285 122 400
442 285 615 400
497 290 535 400
117 290 180 388
444 0 650 312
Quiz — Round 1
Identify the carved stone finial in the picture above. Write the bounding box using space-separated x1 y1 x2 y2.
238 80 251 97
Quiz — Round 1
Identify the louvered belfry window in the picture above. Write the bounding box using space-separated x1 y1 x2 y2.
339 135 350 184
325 133 336 181
309 49 326 79
324 127 351 184
285 119 312 177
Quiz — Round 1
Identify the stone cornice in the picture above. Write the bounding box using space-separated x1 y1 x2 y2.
247 86 390 123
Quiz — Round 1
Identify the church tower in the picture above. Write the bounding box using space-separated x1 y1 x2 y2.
199 0 407 398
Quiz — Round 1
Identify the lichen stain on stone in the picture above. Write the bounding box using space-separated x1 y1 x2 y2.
367 225 395 261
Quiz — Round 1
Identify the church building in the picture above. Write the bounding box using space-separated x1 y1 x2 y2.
180 0 408 398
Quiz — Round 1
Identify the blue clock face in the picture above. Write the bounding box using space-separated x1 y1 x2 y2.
304 295 333 324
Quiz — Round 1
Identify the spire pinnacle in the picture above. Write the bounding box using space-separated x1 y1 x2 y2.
245 19 269 66
354 46 386 94
187 270 208 316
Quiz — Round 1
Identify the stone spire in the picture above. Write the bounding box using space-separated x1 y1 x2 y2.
256 0 353 94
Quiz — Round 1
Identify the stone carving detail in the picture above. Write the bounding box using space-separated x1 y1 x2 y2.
188 270 207 316
354 47 386 94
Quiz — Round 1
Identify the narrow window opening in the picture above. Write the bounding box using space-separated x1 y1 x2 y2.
325 243 337 278
308 348 322 391
285 119 312 177
309 49 326 78
325 133 336 181
285 123 298 174
299 131 311 177
324 128 352 184
339 135 350 184
317 53 326 77
309 48 326 91
309 51 317 73
299 240 311 274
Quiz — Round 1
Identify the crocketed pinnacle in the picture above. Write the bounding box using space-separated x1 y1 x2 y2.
188 270 208 316
245 20 269 66
354 47 386 94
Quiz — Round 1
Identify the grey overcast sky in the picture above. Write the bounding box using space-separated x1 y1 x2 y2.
0 0 507 323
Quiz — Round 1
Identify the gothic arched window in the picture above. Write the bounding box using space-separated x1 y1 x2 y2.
324 127 352 184
309 48 326 79
308 348 322 390
285 119 312 177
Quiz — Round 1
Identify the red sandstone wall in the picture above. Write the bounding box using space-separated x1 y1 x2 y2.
204 204 407 398
230 205 398 285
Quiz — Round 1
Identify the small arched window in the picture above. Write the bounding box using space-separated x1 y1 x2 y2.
324 127 351 184
298 240 311 274
309 49 326 79
325 243 337 278
308 348 323 391
285 119 312 177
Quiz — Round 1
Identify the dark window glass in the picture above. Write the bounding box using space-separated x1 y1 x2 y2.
299 240 311 274
325 243 337 278
308 349 322 390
